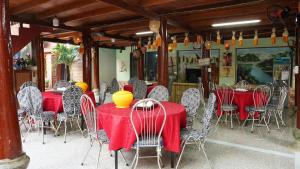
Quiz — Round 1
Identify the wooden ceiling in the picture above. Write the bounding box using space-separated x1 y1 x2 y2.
9 0 298 48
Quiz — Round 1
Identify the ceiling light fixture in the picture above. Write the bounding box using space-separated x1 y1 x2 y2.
135 31 153 35
53 16 59 27
212 20 261 27
111 38 116 43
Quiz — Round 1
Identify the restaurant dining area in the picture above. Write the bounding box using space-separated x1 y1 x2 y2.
1 0 300 169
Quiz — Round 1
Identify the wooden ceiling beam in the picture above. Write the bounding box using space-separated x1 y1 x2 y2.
37 0 99 19
88 17 146 29
11 0 50 14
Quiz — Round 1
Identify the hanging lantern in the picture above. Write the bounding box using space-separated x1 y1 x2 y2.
225 42 230 50
253 30 259 46
73 36 81 44
171 36 177 49
204 41 211 50
216 30 221 45
147 37 152 49
231 31 236 46
271 27 276 45
196 35 203 45
238 31 243 47
137 37 142 48
149 20 161 47
282 27 289 43
79 43 84 55
184 32 189 47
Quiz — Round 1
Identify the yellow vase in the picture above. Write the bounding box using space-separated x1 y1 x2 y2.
75 82 88 93
112 90 133 108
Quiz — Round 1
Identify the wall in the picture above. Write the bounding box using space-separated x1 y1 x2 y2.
116 47 131 82
99 48 116 84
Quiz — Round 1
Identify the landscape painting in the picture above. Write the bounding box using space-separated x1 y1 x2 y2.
236 47 290 84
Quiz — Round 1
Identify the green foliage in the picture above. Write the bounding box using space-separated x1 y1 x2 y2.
51 44 79 66
237 53 260 62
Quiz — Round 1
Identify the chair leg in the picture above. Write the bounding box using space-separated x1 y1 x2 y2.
131 151 139 169
96 141 103 169
120 150 129 166
215 113 223 128
76 118 84 136
81 139 94 166
273 111 280 129
263 115 270 133
200 144 212 169
55 121 62 136
64 121 67 143
242 114 250 127
251 114 255 133
175 141 187 169
42 121 45 144
230 111 233 129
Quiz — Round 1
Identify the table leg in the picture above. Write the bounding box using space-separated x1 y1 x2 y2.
115 150 118 169
81 115 85 130
43 122 47 135
171 152 175 168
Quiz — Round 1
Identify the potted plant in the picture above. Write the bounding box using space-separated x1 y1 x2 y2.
51 44 79 81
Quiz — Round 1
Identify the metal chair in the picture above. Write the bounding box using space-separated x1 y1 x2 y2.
133 80 147 99
26 86 56 144
55 85 83 143
208 81 216 93
215 86 239 129
99 82 108 105
197 82 206 120
243 85 271 133
110 78 119 94
147 85 169 101
234 80 249 89
128 77 138 85
53 80 71 89
20 81 37 90
80 94 128 168
181 88 201 130
130 98 167 169
267 86 288 129
176 93 216 169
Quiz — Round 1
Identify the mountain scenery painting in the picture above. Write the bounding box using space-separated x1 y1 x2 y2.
236 47 290 84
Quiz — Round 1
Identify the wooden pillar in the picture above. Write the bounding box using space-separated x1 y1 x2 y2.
0 0 29 168
137 53 144 80
296 3 300 128
202 46 210 98
82 30 92 91
93 45 100 89
157 17 168 87
33 37 45 91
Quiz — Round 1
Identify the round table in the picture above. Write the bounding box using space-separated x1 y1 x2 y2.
96 101 186 153
42 91 96 115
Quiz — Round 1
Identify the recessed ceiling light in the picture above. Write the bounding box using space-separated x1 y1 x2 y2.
212 20 261 27
136 31 153 35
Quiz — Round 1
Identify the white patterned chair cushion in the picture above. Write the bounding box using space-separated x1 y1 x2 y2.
54 80 71 89
62 85 83 116
133 136 163 148
133 80 147 99
128 77 138 85
147 85 169 101
17 88 32 116
40 111 56 122
181 88 201 130
110 78 119 94
99 82 108 104
222 104 237 111
97 130 110 143
20 81 37 90
57 112 68 121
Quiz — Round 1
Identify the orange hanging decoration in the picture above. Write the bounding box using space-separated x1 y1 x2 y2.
155 33 161 47
238 31 243 47
137 37 142 48
196 35 203 45
231 31 236 47
171 36 177 49
282 27 289 43
184 33 189 47
253 30 259 46
149 19 161 47
147 37 152 49
271 27 276 45
216 30 221 45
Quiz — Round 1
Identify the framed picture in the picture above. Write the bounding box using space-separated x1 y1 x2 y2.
236 47 291 84
220 51 234 77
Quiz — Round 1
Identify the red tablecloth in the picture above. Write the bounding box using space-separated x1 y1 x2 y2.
96 101 186 153
42 91 96 115
123 83 157 95
216 90 258 120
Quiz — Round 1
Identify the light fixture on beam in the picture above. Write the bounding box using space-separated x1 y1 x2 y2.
212 20 261 27
111 38 116 43
135 31 153 35
53 16 59 27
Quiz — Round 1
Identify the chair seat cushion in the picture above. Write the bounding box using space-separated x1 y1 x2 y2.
222 104 237 111
57 112 67 121
98 130 110 143
17 109 27 117
133 136 163 148
181 129 204 141
40 111 55 121
246 106 266 113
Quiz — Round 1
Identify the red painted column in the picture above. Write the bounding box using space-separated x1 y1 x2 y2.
296 1 300 129
137 52 144 80
157 17 168 87
82 30 92 90
0 0 29 168
93 45 100 89
33 37 45 91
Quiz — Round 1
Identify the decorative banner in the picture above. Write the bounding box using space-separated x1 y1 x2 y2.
271 27 276 45
231 31 236 46
238 31 243 47
216 30 221 45
171 36 177 49
253 30 258 46
282 27 289 43
184 32 190 47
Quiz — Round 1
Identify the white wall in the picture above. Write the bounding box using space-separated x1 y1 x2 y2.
116 48 131 82
99 48 116 84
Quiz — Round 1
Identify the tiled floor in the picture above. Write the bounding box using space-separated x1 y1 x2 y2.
23 111 299 169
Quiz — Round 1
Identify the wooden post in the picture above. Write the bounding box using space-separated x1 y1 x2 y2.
137 53 144 80
202 44 210 98
296 3 300 128
0 0 29 168
33 37 45 91
157 17 168 87
82 30 92 90
93 45 100 89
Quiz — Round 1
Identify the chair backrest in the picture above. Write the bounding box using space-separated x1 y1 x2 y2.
181 88 200 130
130 98 167 146
99 82 108 104
253 85 271 110
20 81 37 90
80 94 97 137
209 81 216 93
276 86 288 111
128 77 138 85
26 86 43 116
110 78 119 94
54 80 70 89
17 87 32 113
62 85 83 115
147 85 169 101
133 80 147 99
201 93 216 138
235 80 249 89
216 86 235 107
